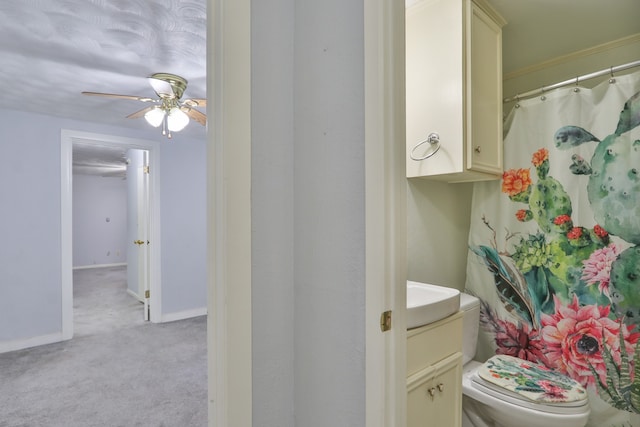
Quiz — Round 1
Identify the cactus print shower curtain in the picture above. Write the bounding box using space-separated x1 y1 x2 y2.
465 70 640 426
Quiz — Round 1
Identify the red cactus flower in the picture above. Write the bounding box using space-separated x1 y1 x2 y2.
532 148 549 167
516 209 528 221
502 168 532 196
567 227 583 240
554 215 572 225
593 224 608 238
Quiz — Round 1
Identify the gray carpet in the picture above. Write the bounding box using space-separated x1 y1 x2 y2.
0 266 207 427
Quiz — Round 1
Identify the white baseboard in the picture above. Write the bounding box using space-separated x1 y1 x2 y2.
73 262 127 270
0 332 67 354
161 307 207 323
127 289 143 302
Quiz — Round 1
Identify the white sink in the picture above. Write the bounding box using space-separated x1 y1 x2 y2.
406 281 460 329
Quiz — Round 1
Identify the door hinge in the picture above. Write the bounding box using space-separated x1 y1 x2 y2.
380 310 392 332
143 165 150 174
145 290 150 299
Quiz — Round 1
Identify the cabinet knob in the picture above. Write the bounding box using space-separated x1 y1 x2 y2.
428 387 436 399
474 146 481 153
437 383 444 392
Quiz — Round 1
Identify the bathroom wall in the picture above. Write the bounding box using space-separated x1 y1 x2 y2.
503 35 640 112
407 180 473 291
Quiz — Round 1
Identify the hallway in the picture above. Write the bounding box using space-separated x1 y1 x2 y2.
0 266 207 427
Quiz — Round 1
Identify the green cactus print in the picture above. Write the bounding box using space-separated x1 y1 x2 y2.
470 90 640 422
588 134 640 245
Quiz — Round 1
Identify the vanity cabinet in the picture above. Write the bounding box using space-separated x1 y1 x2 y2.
406 0 506 183
407 312 463 427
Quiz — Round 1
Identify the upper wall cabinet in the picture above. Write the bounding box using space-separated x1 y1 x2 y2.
406 0 506 183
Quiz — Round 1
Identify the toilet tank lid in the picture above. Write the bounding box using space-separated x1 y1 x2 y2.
460 292 480 310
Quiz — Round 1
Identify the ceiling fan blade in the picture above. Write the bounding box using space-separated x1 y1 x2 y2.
183 98 207 107
127 106 155 119
82 91 156 103
182 107 207 126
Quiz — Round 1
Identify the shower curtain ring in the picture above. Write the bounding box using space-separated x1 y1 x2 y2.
609 66 616 84
540 87 546 101
515 94 520 108
573 76 580 92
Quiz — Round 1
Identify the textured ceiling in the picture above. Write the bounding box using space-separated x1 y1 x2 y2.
0 0 206 142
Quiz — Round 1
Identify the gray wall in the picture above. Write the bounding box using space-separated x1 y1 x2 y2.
251 0 365 426
0 109 206 346
72 174 127 267
251 0 295 424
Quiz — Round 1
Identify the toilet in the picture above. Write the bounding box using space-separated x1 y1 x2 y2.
459 293 590 427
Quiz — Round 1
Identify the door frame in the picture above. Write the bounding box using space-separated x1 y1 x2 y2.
207 0 405 426
60 129 162 340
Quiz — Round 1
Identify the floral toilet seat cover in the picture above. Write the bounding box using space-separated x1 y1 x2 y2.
477 355 587 404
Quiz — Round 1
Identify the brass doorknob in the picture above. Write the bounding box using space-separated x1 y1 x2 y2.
134 240 145 245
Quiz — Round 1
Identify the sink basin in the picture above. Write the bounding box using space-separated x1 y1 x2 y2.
407 281 460 329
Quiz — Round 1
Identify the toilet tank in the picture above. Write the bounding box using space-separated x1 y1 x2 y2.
460 292 480 365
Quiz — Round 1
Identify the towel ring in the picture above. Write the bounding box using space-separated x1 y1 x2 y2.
410 133 441 161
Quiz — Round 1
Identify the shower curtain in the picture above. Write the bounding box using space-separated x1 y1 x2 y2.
465 69 640 426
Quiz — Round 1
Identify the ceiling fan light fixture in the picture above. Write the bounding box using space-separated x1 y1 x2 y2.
144 107 165 127
167 107 190 132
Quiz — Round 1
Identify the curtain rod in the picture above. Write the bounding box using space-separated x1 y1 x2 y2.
503 59 640 103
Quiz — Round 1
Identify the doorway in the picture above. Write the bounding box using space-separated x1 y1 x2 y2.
61 130 162 341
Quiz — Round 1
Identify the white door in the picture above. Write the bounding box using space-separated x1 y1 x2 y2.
137 151 151 320
127 148 151 320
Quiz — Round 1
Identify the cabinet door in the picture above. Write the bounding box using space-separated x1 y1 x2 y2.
406 0 464 178
407 353 463 427
467 1 503 175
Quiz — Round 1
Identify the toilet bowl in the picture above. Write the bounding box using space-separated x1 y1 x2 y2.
459 293 590 427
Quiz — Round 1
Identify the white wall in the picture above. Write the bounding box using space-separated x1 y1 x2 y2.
251 0 295 424
72 174 127 267
251 0 366 426
407 180 473 290
0 109 206 349
503 36 640 114
293 1 365 426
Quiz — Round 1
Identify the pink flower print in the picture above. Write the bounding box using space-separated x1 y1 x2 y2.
539 295 640 388
537 380 568 401
582 244 621 296
493 319 548 365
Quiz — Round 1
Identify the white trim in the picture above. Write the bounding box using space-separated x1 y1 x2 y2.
0 333 64 354
207 0 252 426
127 288 143 302
73 262 127 270
161 307 207 323
61 134 74 341
60 129 163 343
364 1 406 426
504 33 640 81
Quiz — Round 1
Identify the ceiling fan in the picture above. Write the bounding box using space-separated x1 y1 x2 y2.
82 73 206 139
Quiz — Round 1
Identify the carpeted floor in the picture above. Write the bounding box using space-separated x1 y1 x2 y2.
0 266 207 427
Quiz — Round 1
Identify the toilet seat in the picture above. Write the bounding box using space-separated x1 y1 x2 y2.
468 355 589 415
